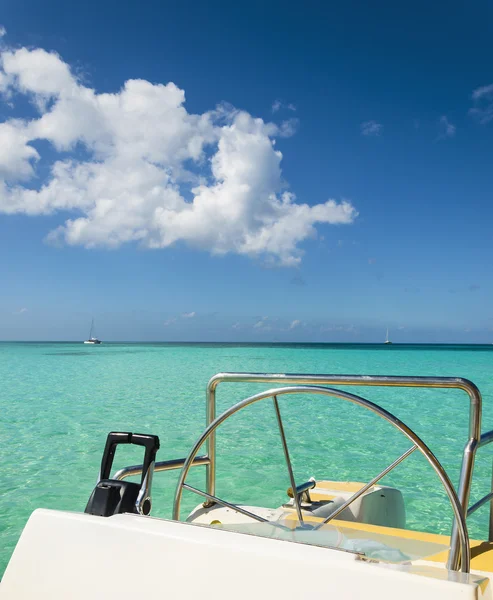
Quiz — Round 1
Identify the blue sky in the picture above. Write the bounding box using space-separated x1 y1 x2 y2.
0 0 492 342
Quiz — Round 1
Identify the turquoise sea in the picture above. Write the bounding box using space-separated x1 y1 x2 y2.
2 342 493 575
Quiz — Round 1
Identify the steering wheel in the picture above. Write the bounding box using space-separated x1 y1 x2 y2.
173 385 470 573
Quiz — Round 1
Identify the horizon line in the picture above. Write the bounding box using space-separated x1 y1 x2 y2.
0 340 492 346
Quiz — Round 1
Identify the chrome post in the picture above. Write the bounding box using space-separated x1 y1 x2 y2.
316 445 418 528
272 396 304 525
470 429 493 540
206 378 218 501
447 380 481 571
489 457 493 541
448 439 478 570
135 460 155 515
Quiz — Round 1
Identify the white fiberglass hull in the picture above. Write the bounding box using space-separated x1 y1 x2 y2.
1 509 489 600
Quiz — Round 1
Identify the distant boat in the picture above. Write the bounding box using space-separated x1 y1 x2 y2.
384 328 392 345
84 318 102 345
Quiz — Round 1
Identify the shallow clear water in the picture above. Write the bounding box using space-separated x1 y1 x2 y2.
2 341 493 576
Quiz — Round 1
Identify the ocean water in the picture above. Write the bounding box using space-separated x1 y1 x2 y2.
2 342 493 576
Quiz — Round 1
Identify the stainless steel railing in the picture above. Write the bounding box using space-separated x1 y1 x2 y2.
466 432 493 540
115 372 493 572
114 455 210 480
205 373 484 571
173 383 471 572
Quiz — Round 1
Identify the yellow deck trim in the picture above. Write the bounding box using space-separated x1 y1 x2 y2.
310 480 375 502
314 480 367 493
283 512 493 572
310 493 336 501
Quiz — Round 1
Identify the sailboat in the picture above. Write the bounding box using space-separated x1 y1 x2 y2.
384 327 392 345
84 318 102 344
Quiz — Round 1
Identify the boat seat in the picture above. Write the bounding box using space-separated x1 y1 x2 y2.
308 479 406 529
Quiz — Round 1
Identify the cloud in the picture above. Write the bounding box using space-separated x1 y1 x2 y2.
289 319 301 329
469 284 480 292
163 317 176 326
0 121 40 179
13 307 27 314
182 311 196 318
278 118 299 137
438 116 456 139
368 257 376 264
272 100 296 113
253 320 272 331
231 322 240 329
0 25 6 38
0 43 357 267
253 316 269 329
470 84 493 124
361 120 382 136
272 100 282 113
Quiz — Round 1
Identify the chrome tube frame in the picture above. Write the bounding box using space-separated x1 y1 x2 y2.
174 384 471 573
204 373 482 571
114 455 210 481
489 455 493 542
466 428 493 540
467 492 493 517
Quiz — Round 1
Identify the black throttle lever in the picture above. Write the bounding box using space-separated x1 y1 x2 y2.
85 431 160 517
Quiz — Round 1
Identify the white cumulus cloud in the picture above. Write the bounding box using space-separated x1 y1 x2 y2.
254 316 270 329
438 115 456 139
272 100 296 113
0 43 357 266
470 84 493 124
361 120 382 136
289 319 301 329
182 311 196 319
272 100 282 113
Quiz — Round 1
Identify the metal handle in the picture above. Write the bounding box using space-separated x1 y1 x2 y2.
98 431 160 515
